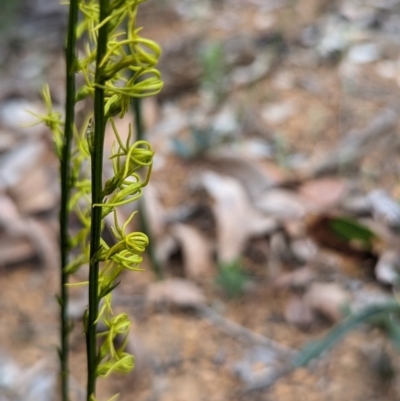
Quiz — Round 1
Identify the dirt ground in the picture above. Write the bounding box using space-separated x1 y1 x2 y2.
1 0 400 400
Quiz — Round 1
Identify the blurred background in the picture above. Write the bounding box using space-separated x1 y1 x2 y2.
1 0 400 400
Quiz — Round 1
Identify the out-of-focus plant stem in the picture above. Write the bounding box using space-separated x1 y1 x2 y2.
60 0 78 400
133 97 164 279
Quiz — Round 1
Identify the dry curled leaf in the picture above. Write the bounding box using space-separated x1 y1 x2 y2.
25 219 59 270
274 267 315 290
0 140 45 190
375 250 400 286
298 178 348 210
255 189 307 220
304 282 350 323
170 223 214 281
206 151 275 200
199 171 278 263
0 195 58 269
0 234 35 266
142 183 167 239
290 238 318 263
284 295 315 329
147 278 207 309
9 165 57 215
368 190 400 229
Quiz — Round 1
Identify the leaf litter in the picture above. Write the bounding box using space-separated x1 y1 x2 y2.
3 0 400 400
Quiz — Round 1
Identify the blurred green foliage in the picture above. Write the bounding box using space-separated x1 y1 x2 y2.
329 216 377 249
216 259 248 298
199 40 227 101
294 302 400 368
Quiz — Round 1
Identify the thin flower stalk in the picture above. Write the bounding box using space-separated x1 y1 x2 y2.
61 0 78 399
34 0 163 400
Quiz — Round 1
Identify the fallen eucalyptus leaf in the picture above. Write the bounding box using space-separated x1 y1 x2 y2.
170 223 214 281
368 190 400 230
0 234 35 266
298 178 348 210
375 250 400 286
290 238 318 263
206 151 275 200
199 171 278 263
274 267 315 290
284 295 315 329
254 189 306 220
0 140 45 190
9 165 57 214
147 278 207 309
142 183 167 239
304 282 350 323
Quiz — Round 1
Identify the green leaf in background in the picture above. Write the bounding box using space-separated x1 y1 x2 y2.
293 302 400 367
328 216 377 248
378 315 400 351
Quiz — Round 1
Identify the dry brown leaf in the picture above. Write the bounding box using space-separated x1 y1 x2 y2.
375 250 400 286
170 223 214 281
0 140 45 190
25 219 59 270
155 234 178 265
142 96 159 131
147 278 206 309
199 171 278 263
274 267 315 290
0 194 21 224
9 165 57 214
298 178 348 210
0 195 58 269
124 333 149 381
254 189 307 220
284 295 315 329
142 183 166 239
290 238 318 263
0 234 35 266
368 189 400 229
268 232 290 279
0 129 18 152
206 151 275 200
304 282 350 322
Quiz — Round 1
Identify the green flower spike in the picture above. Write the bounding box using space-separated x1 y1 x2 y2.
37 0 162 399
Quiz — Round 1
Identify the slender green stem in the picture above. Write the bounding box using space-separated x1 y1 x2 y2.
60 1 78 400
86 0 109 399
132 98 163 279
138 200 163 279
133 98 143 141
